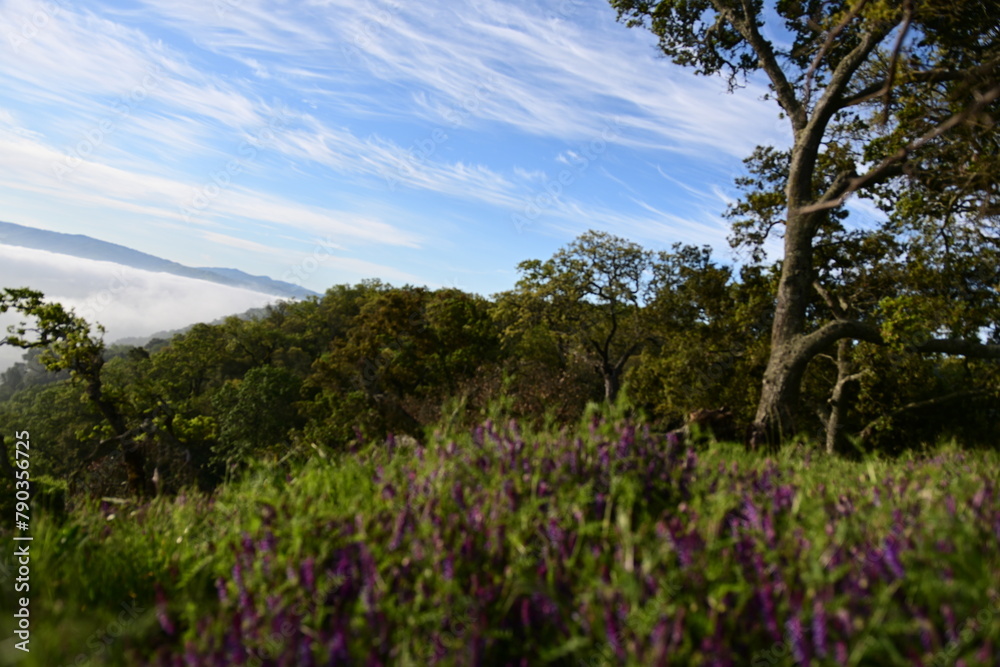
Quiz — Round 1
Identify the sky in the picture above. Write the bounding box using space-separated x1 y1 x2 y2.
0 0 807 306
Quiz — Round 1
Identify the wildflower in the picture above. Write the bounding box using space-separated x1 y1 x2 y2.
812 598 827 658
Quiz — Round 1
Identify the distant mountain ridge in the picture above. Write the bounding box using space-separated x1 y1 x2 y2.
0 221 319 300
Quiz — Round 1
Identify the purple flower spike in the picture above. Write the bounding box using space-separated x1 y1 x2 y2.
328 624 350 664
301 557 316 594
835 641 848 663
786 614 810 665
259 530 277 554
942 604 958 642
883 537 905 580
666 431 680 448
743 497 761 531
215 577 228 603
155 584 176 637
812 599 827 658
758 582 780 641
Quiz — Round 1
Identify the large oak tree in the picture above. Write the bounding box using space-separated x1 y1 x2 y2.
610 0 1000 445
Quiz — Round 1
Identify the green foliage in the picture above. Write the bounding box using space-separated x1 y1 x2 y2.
626 246 775 428
212 365 303 467
304 285 501 446
493 230 656 406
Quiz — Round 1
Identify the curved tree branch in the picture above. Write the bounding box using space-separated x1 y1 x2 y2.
715 0 805 130
797 82 1000 216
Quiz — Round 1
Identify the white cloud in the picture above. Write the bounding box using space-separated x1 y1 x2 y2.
0 131 423 248
121 0 788 157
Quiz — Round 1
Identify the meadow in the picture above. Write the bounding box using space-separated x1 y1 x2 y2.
5 404 999 667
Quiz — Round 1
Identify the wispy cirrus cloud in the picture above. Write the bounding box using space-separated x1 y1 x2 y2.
0 0 792 299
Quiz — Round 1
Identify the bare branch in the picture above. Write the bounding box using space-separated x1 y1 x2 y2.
802 0 871 107
797 83 1000 216
811 24 894 130
879 0 913 123
859 389 997 441
798 317 1000 361
840 55 1000 109
715 0 806 130
812 281 849 318
818 167 861 206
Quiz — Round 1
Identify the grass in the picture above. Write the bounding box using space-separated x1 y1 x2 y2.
2 411 998 666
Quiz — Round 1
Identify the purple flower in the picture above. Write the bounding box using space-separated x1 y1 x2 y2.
743 497 761 531
971 486 987 511
546 518 563 545
666 431 680 449
812 599 827 658
684 448 698 471
215 577 228 603
758 582 780 640
786 614 809 665
301 557 316 594
882 536 905 580
155 584 175 636
258 530 277 554
232 561 243 588
835 641 848 663
762 513 776 545
774 484 795 511
389 512 407 551
328 623 349 663
942 604 958 642
241 532 255 555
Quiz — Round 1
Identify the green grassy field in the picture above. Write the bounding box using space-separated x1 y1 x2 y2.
3 411 999 666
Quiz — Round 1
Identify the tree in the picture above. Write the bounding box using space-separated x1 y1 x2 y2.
0 288 151 495
610 0 1000 446
305 285 500 444
213 365 303 467
628 244 775 429
493 230 655 404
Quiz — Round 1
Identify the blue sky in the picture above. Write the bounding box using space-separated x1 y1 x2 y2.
0 0 798 300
